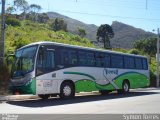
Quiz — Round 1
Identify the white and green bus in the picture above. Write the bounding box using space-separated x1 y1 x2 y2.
10 41 150 99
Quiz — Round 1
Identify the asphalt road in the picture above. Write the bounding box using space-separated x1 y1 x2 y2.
0 88 160 115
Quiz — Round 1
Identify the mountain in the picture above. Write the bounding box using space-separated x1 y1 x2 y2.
47 12 97 42
47 12 155 49
111 21 155 49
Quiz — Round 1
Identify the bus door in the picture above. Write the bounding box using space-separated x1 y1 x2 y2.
36 46 58 94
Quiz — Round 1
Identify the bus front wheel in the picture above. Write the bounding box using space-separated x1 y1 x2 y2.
59 81 75 99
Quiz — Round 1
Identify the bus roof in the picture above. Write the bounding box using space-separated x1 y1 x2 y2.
18 41 147 58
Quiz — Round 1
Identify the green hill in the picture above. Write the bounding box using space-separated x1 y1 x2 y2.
47 12 155 49
5 20 94 55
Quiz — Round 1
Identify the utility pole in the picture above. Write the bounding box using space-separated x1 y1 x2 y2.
0 0 6 67
156 28 160 87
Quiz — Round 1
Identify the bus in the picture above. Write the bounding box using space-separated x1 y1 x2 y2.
10 41 150 99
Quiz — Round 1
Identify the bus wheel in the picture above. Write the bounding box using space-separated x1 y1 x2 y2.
59 82 75 99
118 81 130 94
38 94 50 99
99 90 110 95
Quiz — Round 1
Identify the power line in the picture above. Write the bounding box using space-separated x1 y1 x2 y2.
81 0 160 5
48 0 160 11
45 9 160 22
86 1 160 10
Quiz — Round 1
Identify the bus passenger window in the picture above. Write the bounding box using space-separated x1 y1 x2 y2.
135 58 143 69
105 55 110 67
95 53 105 67
111 55 124 68
124 56 135 69
142 58 148 70
61 50 69 64
87 53 95 66
70 51 77 65
78 51 87 66
36 50 55 75
61 49 77 65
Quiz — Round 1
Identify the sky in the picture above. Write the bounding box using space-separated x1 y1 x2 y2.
4 0 160 33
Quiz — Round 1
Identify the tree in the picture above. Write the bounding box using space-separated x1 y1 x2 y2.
30 4 41 13
134 37 157 56
97 24 114 49
29 4 42 22
37 13 49 23
6 6 16 14
52 18 67 32
77 27 86 38
6 18 21 27
14 0 29 20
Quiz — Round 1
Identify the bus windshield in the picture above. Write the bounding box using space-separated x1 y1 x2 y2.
12 45 38 78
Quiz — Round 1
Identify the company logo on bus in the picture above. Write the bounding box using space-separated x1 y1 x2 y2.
105 69 118 75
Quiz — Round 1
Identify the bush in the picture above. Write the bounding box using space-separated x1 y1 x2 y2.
129 49 141 55
149 58 157 87
149 70 157 87
6 18 21 27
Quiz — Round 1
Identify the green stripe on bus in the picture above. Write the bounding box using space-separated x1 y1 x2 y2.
10 78 36 95
115 72 149 89
75 79 98 92
64 71 149 92
64 72 96 81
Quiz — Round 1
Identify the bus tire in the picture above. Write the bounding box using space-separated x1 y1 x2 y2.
59 81 75 99
118 80 130 94
99 90 110 95
38 94 50 99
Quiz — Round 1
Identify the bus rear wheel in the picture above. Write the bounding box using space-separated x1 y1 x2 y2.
59 81 75 99
118 81 130 94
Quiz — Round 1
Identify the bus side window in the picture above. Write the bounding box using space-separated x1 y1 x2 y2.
135 58 143 69
142 58 148 70
111 55 124 68
105 55 110 67
78 51 95 66
95 53 105 67
70 50 77 65
61 49 77 65
78 51 87 66
87 52 95 66
36 49 55 76
124 56 135 69
61 49 69 65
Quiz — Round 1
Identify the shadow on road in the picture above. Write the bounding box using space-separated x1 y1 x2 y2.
7 91 158 108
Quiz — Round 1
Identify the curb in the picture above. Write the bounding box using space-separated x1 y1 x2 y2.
0 95 39 102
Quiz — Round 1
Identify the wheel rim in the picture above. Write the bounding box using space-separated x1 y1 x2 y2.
63 85 72 96
124 83 129 92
